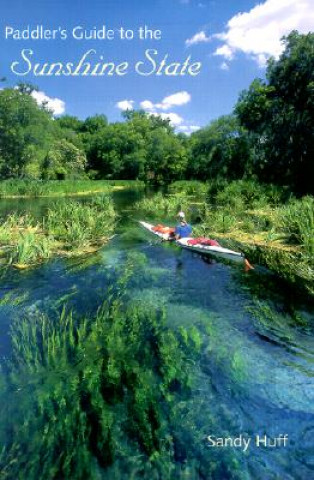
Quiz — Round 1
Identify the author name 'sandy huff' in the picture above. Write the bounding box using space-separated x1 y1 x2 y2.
206 434 289 453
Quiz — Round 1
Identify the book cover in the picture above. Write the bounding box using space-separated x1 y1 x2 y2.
0 1 313 479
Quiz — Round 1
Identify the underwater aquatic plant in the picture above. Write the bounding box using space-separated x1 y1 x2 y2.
0 263 204 480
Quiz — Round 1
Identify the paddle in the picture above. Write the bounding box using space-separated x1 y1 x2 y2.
244 258 254 271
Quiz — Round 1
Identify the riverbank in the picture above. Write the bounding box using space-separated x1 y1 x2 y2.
0 196 116 268
134 181 314 299
0 179 144 198
201 229 314 299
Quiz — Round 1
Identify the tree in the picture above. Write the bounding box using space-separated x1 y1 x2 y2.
84 110 180 181
0 88 54 178
80 114 108 134
55 115 83 133
42 140 87 179
187 115 251 181
235 31 314 194
146 128 188 184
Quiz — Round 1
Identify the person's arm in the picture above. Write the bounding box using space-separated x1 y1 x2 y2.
174 225 180 240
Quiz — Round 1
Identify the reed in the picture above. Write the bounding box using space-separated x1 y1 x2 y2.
207 179 291 209
279 196 314 257
134 192 191 219
45 196 116 248
0 180 144 198
9 232 52 265
0 195 116 265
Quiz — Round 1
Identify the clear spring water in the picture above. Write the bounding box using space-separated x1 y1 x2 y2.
0 189 313 479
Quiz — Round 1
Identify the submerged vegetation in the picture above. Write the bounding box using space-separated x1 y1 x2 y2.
0 264 208 480
0 195 116 267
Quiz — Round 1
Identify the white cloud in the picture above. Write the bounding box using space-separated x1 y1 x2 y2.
31 90 65 115
141 91 191 112
150 112 184 127
140 100 154 110
213 0 314 66
177 125 201 134
214 45 234 61
116 99 134 110
185 30 211 47
139 92 194 130
158 91 191 110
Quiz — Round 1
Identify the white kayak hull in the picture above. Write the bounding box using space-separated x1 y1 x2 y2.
139 221 174 241
177 237 244 263
140 221 245 263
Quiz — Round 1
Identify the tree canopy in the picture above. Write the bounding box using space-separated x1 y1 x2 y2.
0 31 312 193
235 31 314 194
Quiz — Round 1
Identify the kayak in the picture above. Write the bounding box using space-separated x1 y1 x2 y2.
139 221 175 241
177 236 244 263
139 221 250 266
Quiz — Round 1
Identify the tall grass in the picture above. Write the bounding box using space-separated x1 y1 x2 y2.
207 179 292 210
134 192 191 219
10 232 52 265
45 196 116 248
0 180 144 198
0 195 116 264
279 196 314 258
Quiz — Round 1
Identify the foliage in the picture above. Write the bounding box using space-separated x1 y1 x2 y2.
169 180 208 196
86 111 187 184
42 139 87 180
145 128 188 184
134 192 191 220
187 115 252 181
235 31 314 194
0 88 55 178
10 232 52 265
207 179 292 210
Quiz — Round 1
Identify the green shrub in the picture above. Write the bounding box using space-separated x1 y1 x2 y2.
169 181 208 196
207 179 290 210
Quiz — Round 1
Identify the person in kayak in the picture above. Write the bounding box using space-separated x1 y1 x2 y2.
174 211 192 239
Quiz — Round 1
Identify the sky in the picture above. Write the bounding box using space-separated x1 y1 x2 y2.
1 0 313 133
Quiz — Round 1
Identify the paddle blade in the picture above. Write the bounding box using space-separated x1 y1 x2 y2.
244 258 254 272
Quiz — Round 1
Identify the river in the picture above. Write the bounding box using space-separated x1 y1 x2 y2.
0 188 313 480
